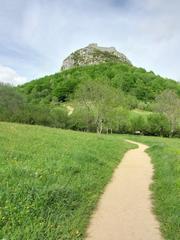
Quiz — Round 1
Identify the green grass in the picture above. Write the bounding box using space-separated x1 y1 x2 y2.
1 122 179 240
131 109 152 115
127 135 180 240
0 122 133 240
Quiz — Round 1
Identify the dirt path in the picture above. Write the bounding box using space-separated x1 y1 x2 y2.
86 140 162 240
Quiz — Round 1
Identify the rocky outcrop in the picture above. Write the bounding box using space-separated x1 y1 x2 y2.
61 43 132 71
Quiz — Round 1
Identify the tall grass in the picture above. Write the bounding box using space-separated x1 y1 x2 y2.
0 122 132 240
1 122 179 239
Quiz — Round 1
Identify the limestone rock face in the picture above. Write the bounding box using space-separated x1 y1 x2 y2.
61 43 132 71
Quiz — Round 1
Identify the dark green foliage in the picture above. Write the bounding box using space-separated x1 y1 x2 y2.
0 83 26 122
130 115 147 134
68 106 96 132
0 83 68 128
19 63 180 104
50 108 69 128
146 113 170 136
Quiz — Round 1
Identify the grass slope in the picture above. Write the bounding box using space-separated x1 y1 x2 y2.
127 135 180 240
0 122 133 240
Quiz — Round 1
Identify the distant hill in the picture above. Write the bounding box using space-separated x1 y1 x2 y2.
19 62 180 104
61 43 132 70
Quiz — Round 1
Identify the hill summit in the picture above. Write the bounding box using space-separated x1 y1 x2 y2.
61 43 132 70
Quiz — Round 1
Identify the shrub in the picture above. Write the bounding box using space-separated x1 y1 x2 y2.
147 113 171 137
130 115 147 134
0 83 26 122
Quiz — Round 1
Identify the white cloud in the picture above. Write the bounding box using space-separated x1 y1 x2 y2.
0 0 180 81
0 64 27 86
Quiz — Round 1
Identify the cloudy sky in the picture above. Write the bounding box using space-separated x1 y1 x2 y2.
0 0 180 85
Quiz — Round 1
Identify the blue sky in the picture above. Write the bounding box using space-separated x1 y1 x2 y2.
0 0 180 85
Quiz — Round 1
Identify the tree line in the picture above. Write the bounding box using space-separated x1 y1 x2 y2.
0 82 180 137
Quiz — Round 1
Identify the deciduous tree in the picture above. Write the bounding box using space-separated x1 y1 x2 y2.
155 90 180 136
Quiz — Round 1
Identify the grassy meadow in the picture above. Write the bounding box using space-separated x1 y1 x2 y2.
0 122 179 240
0 122 133 240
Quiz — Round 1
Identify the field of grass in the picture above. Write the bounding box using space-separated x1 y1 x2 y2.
0 122 179 240
0 122 133 240
127 135 180 240
131 109 152 115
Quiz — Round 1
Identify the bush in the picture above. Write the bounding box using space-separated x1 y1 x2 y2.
0 83 26 122
130 115 147 134
0 83 69 128
147 113 171 137
50 107 68 128
68 106 96 132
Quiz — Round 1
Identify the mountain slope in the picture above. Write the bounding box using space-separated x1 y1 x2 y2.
19 62 180 104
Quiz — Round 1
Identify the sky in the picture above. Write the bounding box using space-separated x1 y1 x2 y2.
0 0 180 85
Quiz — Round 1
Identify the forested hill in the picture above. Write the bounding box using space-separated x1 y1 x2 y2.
19 62 180 104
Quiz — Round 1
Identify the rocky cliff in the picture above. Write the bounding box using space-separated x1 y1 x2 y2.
61 43 132 71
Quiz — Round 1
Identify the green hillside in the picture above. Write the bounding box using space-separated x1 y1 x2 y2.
19 63 180 105
1 62 180 137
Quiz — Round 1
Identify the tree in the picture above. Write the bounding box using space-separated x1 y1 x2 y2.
154 90 180 137
147 113 170 136
0 83 26 121
104 107 129 133
74 81 123 133
50 107 68 128
68 105 95 132
130 115 146 134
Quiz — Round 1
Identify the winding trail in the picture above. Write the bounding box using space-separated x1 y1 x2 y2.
86 140 162 240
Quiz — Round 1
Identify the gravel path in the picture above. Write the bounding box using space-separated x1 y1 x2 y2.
86 140 162 240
